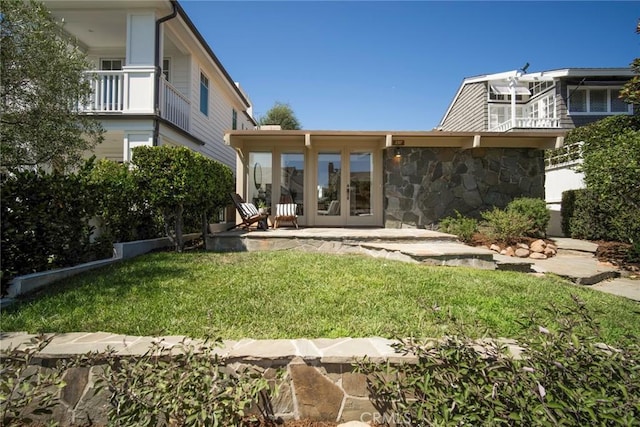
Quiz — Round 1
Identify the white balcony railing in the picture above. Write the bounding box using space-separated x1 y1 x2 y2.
160 78 190 132
491 117 560 132
84 71 125 112
81 70 191 133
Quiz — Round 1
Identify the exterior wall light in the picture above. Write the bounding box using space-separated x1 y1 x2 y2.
394 147 401 158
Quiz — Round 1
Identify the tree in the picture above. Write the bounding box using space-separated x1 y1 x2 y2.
0 0 103 171
132 146 233 252
258 102 301 130
619 20 640 106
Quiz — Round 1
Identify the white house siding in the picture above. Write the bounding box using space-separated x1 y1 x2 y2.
188 55 246 171
440 83 487 131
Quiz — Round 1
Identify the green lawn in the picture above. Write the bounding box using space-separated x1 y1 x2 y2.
2 251 638 344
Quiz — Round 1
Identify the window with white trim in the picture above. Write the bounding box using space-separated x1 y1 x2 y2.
199 72 209 116
567 87 632 114
100 59 123 70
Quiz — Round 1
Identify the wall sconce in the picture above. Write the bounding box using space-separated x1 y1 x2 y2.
394 147 401 158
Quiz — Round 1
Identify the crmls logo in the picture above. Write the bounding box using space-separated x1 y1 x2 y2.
360 412 413 425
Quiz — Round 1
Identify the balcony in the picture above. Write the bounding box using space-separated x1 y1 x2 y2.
490 117 560 132
81 70 190 133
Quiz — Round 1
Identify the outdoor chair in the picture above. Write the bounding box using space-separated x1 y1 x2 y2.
318 200 340 216
230 192 269 230
273 203 298 229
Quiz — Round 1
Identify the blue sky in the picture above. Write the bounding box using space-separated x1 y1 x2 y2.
180 1 639 130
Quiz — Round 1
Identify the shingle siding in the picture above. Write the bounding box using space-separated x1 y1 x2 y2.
440 83 487 131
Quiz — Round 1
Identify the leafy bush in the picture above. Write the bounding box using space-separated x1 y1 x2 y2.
96 337 276 426
507 197 550 238
0 169 110 294
561 189 578 237
0 335 66 426
481 207 532 243
88 158 162 243
357 298 640 426
565 115 640 244
439 211 478 243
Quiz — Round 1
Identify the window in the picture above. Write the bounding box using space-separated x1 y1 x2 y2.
199 72 209 116
100 59 123 70
568 87 632 114
232 109 237 130
162 58 170 81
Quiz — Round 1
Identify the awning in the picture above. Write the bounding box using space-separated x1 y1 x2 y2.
490 84 531 95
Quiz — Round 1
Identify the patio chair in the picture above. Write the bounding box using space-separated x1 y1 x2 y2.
230 193 269 230
273 203 298 229
318 200 340 216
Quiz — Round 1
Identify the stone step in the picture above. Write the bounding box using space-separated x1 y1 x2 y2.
356 242 496 269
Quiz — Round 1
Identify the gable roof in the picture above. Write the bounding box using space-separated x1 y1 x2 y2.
438 67 634 128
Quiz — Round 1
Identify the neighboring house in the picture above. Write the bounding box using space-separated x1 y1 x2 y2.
438 67 635 235
43 0 256 170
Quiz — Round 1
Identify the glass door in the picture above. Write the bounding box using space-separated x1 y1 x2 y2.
315 150 376 226
346 151 373 225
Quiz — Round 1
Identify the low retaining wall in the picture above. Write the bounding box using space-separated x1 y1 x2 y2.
0 332 523 425
5 234 201 299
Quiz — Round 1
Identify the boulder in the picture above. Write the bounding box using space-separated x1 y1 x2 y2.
517 243 529 250
505 246 515 257
530 252 548 260
530 239 546 253
490 244 501 252
544 247 557 257
515 248 530 258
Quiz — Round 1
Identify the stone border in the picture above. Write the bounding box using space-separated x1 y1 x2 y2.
4 233 201 300
0 333 523 424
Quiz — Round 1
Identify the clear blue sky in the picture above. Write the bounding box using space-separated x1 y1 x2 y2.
180 1 639 130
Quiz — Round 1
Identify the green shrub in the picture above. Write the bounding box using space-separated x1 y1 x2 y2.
439 211 478 243
507 197 550 237
96 337 276 426
0 335 66 426
561 189 578 237
0 169 109 294
88 158 162 243
356 298 640 426
481 207 532 243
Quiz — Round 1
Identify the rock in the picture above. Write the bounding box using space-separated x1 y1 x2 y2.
517 243 529 250
530 252 547 260
500 249 508 255
490 244 501 252
546 243 558 252
515 248 530 258
505 246 515 257
530 239 546 253
544 247 557 257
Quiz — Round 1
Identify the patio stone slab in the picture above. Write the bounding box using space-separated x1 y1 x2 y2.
228 339 298 359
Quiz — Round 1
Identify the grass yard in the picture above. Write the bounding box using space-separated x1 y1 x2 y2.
2 251 638 344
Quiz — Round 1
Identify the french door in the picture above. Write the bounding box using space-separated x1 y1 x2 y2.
315 149 376 226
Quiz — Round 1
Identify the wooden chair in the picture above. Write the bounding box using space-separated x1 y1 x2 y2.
273 203 298 229
230 193 269 230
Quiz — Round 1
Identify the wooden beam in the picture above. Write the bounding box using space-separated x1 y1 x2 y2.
461 135 481 150
385 134 393 147
305 133 311 148
555 136 564 149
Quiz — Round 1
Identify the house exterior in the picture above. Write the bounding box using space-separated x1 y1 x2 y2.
224 130 564 228
438 67 635 235
43 0 256 170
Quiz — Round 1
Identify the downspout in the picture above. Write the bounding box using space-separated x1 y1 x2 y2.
153 1 178 146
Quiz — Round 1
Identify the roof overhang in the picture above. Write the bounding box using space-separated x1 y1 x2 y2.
225 130 566 151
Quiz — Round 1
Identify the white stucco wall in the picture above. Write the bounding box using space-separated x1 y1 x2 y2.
545 162 584 236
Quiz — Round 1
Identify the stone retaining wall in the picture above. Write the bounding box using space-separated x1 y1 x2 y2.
384 147 545 228
0 332 524 425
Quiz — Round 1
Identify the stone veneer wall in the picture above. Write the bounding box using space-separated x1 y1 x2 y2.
384 147 545 228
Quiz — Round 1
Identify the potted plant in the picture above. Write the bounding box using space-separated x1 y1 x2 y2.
257 200 268 215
